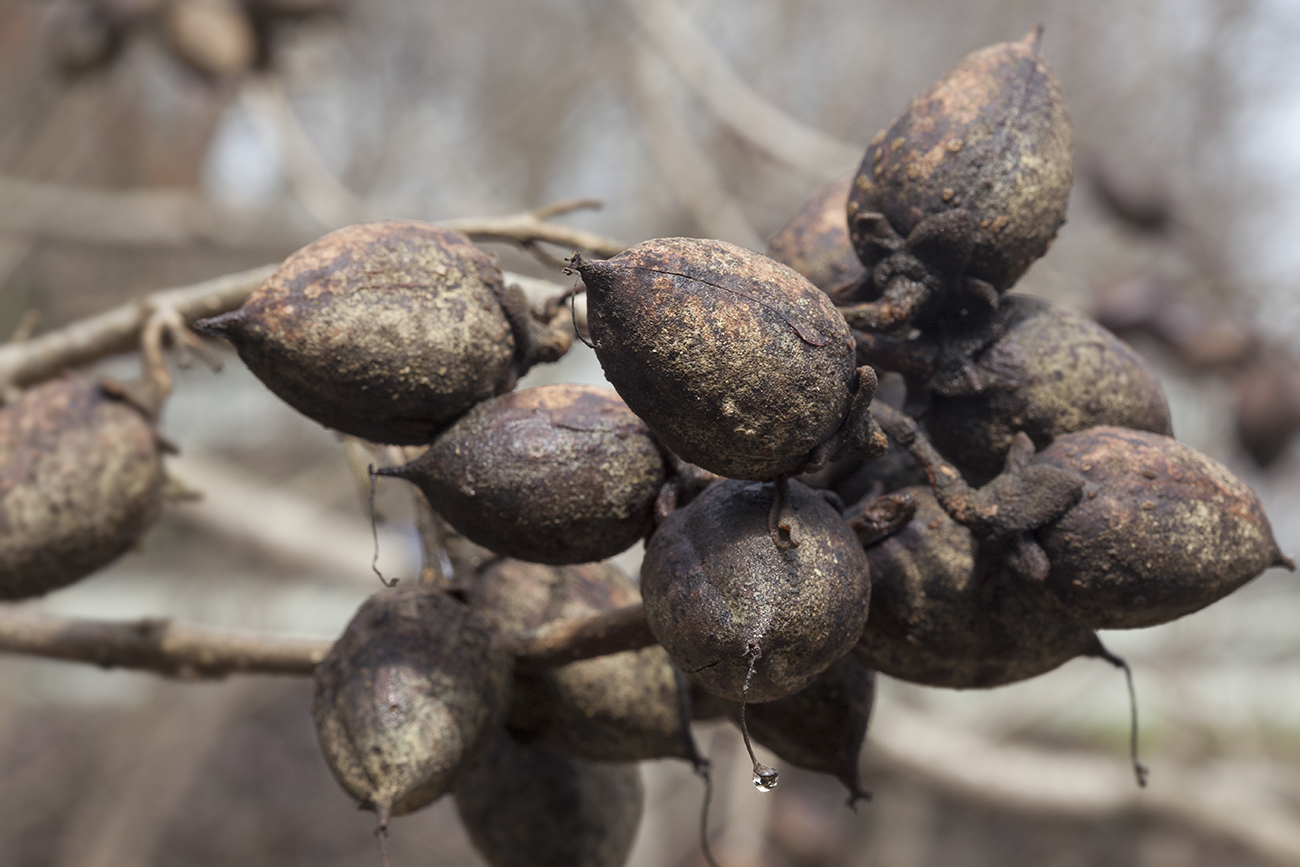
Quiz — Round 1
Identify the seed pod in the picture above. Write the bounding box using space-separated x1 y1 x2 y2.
925 295 1173 479
465 558 699 764
766 176 868 302
0 378 165 600
312 588 511 824
1030 427 1294 629
379 385 665 564
641 479 870 703
454 733 643 867
845 29 1072 329
570 238 880 480
197 221 525 445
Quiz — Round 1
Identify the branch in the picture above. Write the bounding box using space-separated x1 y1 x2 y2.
441 199 628 260
507 604 655 671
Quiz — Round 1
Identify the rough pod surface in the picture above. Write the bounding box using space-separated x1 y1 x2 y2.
197 220 517 444
0 378 164 599
641 479 871 703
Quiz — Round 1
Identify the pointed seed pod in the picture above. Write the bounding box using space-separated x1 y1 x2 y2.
0 378 165 599
766 176 867 302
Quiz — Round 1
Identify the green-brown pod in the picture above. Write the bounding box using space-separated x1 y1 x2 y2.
1030 427 1293 629
312 588 511 825
0 378 164 599
196 221 520 444
378 385 665 564
570 238 873 481
767 176 867 302
641 479 870 703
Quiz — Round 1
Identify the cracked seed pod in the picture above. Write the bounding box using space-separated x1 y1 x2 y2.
846 28 1072 327
197 221 537 445
379 385 665 564
455 733 643 867
925 295 1173 479
1030 427 1294 629
767 176 868 302
641 479 871 703
312 588 510 824
853 487 1105 687
465 558 699 763
571 238 881 480
0 378 165 599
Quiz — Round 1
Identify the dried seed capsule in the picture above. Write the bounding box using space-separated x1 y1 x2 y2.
454 733 643 867
312 588 511 825
197 221 527 445
466 558 699 764
925 295 1173 479
845 29 1073 330
379 385 665 565
0 378 165 599
766 176 868 302
641 479 871 703
570 238 881 480
1031 427 1294 629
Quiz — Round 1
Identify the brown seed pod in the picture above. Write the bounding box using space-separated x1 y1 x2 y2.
454 733 643 867
925 295 1173 479
197 221 530 445
845 28 1073 330
312 588 511 825
766 176 868 303
570 238 882 481
0 378 165 600
378 385 665 565
641 478 871 703
1030 427 1294 629
465 558 699 764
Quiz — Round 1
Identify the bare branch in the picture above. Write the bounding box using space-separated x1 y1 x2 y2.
507 603 655 671
441 201 628 260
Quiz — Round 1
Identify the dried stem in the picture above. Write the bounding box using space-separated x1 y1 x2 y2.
441 198 627 260
507 604 656 671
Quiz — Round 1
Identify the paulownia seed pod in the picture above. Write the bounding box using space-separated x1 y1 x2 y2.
1030 427 1293 629
197 221 540 445
0 378 165 599
766 176 868 303
378 385 665 565
570 238 881 481
465 558 699 764
454 733 643 867
312 588 511 825
641 479 871 703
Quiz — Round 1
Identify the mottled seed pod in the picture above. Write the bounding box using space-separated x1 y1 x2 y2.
852 487 1103 687
197 221 532 445
1030 427 1294 629
570 238 880 480
465 559 699 764
925 295 1173 479
312 589 511 824
454 733 643 867
766 176 868 302
641 479 871 703
378 385 665 565
0 378 165 599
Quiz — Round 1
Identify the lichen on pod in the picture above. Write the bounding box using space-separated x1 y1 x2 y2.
312 588 511 829
766 176 868 304
454 733 643 867
464 558 700 764
196 220 563 445
0 378 165 599
376 384 665 565
569 238 884 482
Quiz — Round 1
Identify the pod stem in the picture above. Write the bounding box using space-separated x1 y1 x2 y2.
374 803 392 867
695 759 722 867
768 477 798 550
1091 641 1148 787
367 465 399 588
739 644 779 792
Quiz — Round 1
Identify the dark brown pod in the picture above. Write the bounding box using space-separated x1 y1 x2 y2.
641 479 871 703
379 385 665 564
1030 427 1293 629
197 221 520 445
465 558 699 764
0 379 164 600
571 238 878 480
925 295 1172 479
766 176 868 302
853 487 1103 687
454 733 643 867
312 588 511 824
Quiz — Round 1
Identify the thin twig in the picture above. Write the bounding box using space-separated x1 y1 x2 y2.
441 200 627 260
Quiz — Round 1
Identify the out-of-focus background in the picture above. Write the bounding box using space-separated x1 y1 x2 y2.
2 0 1300 864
